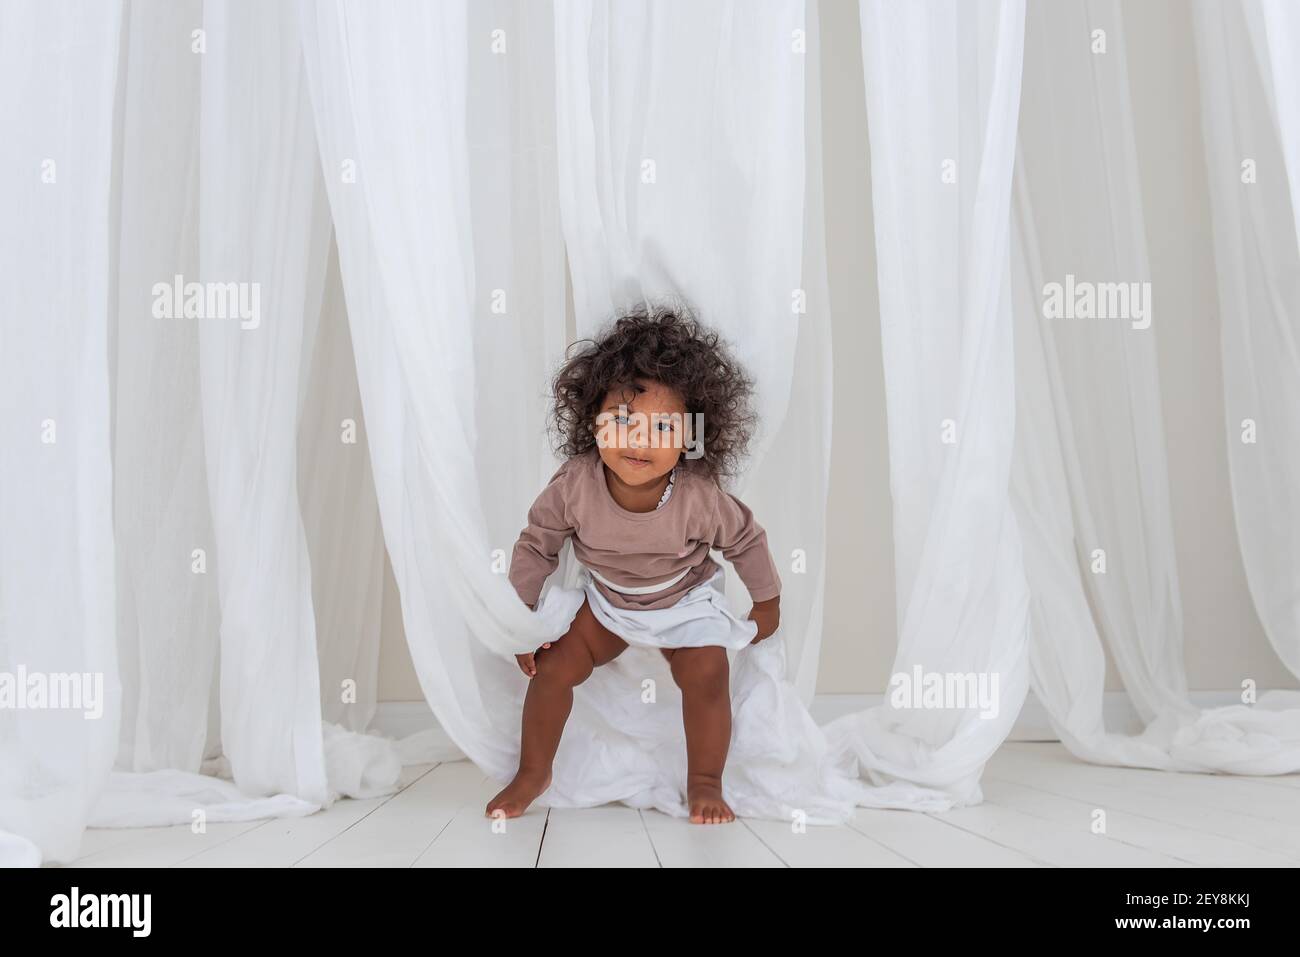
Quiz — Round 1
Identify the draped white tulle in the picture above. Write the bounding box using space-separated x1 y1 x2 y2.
112 0 218 781
299 0 554 789
0 0 122 865
1009 0 1300 774
1194 0 1300 679
820 0 1031 809
197 0 335 806
93 0 421 837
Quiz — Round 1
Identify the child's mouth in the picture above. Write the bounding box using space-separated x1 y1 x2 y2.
622 454 652 469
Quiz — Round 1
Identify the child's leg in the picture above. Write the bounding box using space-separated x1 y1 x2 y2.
486 600 627 818
663 646 735 824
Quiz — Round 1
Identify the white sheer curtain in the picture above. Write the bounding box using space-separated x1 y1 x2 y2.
464 0 571 566
0 0 123 867
1012 0 1191 765
298 0 569 792
96 0 402 832
0 0 574 866
301 243 388 736
1194 0 1300 678
112 0 217 779
1010 0 1300 773
822 0 1031 809
197 0 334 805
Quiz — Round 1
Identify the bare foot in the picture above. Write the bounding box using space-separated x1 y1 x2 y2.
485 770 551 819
687 778 735 825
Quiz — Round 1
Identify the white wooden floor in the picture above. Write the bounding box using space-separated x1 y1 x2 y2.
61 743 1300 868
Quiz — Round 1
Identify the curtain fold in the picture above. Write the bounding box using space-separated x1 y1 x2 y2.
1258 2 1300 254
90 0 405 840
196 0 334 804
298 0 566 789
1194 0 1300 678
1011 0 1300 774
0 0 124 866
300 242 388 736
300 0 557 664
466 0 571 535
112 0 216 779
823 0 1031 809
1012 0 1190 764
788 0 835 698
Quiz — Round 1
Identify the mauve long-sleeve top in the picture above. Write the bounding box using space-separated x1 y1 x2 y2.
508 449 782 612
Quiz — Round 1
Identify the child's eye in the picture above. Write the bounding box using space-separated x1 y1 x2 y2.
656 420 674 432
614 414 630 425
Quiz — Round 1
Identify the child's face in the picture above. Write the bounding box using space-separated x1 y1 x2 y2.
594 379 687 488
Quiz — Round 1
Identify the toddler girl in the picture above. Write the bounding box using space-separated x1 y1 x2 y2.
486 307 781 824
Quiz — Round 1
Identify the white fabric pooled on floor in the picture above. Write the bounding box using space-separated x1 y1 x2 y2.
86 721 432 829
529 569 866 824
0 832 42 870
88 772 318 829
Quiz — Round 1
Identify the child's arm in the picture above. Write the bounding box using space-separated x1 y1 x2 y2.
711 490 782 642
509 471 574 610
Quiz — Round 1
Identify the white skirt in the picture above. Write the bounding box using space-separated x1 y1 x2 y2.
526 565 870 824
535 566 759 651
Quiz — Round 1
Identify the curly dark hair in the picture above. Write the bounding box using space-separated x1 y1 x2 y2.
550 304 756 481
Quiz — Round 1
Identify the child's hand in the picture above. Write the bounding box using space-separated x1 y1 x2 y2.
747 596 781 643
514 600 552 677
515 640 553 678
